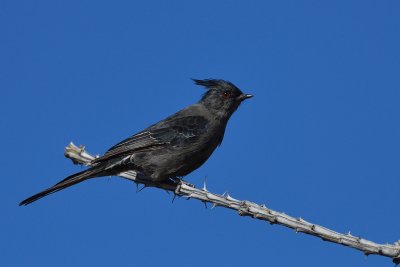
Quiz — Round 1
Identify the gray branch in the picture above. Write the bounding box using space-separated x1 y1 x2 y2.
65 142 400 264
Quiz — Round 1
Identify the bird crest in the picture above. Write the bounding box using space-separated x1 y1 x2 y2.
192 78 236 90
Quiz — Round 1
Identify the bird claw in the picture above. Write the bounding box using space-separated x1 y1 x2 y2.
169 177 194 188
181 180 194 188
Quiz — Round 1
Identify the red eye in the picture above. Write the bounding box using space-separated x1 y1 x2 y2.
222 91 231 99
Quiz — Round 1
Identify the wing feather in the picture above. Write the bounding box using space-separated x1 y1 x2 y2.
92 116 208 164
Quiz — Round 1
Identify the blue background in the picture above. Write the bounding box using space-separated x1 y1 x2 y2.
2 1 399 266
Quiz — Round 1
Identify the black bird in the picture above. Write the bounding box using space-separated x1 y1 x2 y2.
20 79 253 206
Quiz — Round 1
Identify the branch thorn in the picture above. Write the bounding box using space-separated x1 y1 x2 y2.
172 193 177 204
202 177 208 192
137 184 147 193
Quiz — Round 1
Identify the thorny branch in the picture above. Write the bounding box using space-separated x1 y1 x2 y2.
65 142 400 264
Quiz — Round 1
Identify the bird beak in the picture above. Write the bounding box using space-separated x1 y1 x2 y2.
238 93 253 101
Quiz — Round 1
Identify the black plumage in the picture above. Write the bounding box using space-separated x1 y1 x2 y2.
19 79 253 206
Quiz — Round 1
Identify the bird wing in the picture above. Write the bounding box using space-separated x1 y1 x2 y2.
92 116 209 164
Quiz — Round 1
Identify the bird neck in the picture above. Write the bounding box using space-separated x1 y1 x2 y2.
208 108 232 124
199 98 228 120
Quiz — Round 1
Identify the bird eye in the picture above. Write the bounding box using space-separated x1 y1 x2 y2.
222 91 231 99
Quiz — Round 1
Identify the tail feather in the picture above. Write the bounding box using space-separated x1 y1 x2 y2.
19 169 100 206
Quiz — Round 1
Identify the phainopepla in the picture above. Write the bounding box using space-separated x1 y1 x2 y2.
20 79 253 206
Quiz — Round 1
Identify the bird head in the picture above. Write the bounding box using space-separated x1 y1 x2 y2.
194 79 253 119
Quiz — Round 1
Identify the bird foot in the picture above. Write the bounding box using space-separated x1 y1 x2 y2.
169 177 194 188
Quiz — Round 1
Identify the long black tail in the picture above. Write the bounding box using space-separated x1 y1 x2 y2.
19 168 101 206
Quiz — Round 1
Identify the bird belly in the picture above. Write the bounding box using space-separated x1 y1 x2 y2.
134 141 217 181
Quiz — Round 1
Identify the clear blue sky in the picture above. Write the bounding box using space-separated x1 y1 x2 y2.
2 1 399 266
